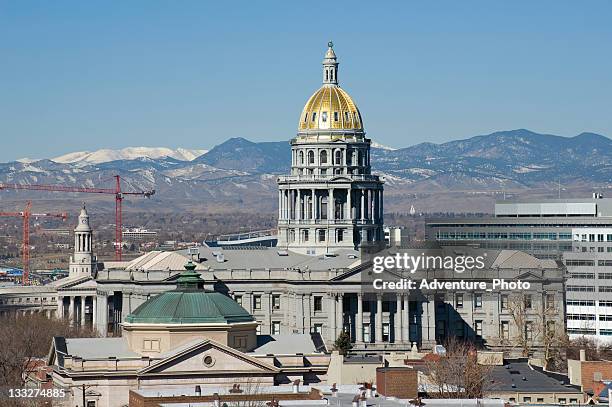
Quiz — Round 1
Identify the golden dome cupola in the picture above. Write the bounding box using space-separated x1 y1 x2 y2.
297 42 365 139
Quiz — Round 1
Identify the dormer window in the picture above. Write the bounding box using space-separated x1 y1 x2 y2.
344 112 349 122
322 112 328 122
334 112 339 122
311 112 317 122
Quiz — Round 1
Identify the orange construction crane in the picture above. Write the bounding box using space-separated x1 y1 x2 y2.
0 201 68 284
0 175 155 261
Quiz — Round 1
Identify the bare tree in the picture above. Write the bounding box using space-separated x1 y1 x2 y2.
0 312 97 388
506 293 567 368
424 338 493 399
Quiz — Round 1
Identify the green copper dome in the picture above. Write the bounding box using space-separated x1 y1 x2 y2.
124 261 254 325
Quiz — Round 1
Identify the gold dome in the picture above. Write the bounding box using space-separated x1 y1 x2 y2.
298 85 363 132
297 42 364 135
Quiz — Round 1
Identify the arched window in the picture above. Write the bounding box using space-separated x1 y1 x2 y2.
299 151 304 164
320 150 328 164
308 150 315 164
334 150 342 165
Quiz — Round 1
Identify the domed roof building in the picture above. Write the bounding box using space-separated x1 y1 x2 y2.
297 41 365 139
277 42 385 255
123 261 258 354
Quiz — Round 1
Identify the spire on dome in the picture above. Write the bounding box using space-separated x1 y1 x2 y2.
322 40 338 85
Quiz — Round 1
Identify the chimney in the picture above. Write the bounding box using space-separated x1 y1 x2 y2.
330 383 338 398
580 349 587 362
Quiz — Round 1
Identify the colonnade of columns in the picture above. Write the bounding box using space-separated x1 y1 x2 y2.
278 187 383 222
327 292 434 346
57 294 97 327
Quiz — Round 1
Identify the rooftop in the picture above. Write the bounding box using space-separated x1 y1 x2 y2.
489 362 580 393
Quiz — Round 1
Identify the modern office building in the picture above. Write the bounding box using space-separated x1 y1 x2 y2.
426 195 612 342
426 195 612 259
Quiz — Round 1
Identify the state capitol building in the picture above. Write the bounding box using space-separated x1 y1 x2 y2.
0 43 566 357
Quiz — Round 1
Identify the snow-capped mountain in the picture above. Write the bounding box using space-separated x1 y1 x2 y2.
2 130 611 213
51 147 208 165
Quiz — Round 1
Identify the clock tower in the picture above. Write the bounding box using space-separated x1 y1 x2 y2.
69 203 96 278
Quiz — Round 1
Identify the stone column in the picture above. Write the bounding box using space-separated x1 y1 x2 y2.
92 296 97 327
311 189 316 220
360 190 365 221
329 293 336 341
376 294 383 343
96 294 108 336
328 189 334 220
68 296 75 324
336 293 344 334
403 295 410 343
368 190 373 221
395 294 402 343
278 190 282 220
346 189 352 219
356 293 363 343
380 188 384 220
57 296 64 319
421 296 437 349
80 296 86 326
296 189 302 220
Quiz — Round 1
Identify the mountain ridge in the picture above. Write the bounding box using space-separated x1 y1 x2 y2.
2 129 610 212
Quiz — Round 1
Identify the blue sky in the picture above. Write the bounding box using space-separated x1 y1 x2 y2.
1 1 611 161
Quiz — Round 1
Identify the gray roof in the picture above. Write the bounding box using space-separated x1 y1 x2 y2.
489 362 580 393
63 337 140 359
194 246 361 271
253 334 320 355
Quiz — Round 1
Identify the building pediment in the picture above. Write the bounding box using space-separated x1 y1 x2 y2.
138 340 279 376
55 275 95 290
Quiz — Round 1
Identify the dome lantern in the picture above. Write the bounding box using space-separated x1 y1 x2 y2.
322 40 338 85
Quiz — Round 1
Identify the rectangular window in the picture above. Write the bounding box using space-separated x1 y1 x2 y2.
455 294 463 309
253 295 262 310
318 229 326 242
501 321 510 339
455 321 464 338
87 402 96 407
525 321 533 340
143 339 160 352
567 285 595 292
313 323 323 334
524 295 533 309
382 323 390 342
272 294 281 310
475 320 483 338
546 294 555 309
474 294 482 309
303 229 309 242
501 294 508 310
337 229 344 242
566 259 595 266
363 324 370 342
570 272 595 279
334 111 339 121
235 295 243 307
321 111 328 122
272 321 281 335
311 112 317 122
314 296 323 312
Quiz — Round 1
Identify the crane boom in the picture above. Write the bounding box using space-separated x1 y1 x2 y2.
0 175 155 261
0 201 67 284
